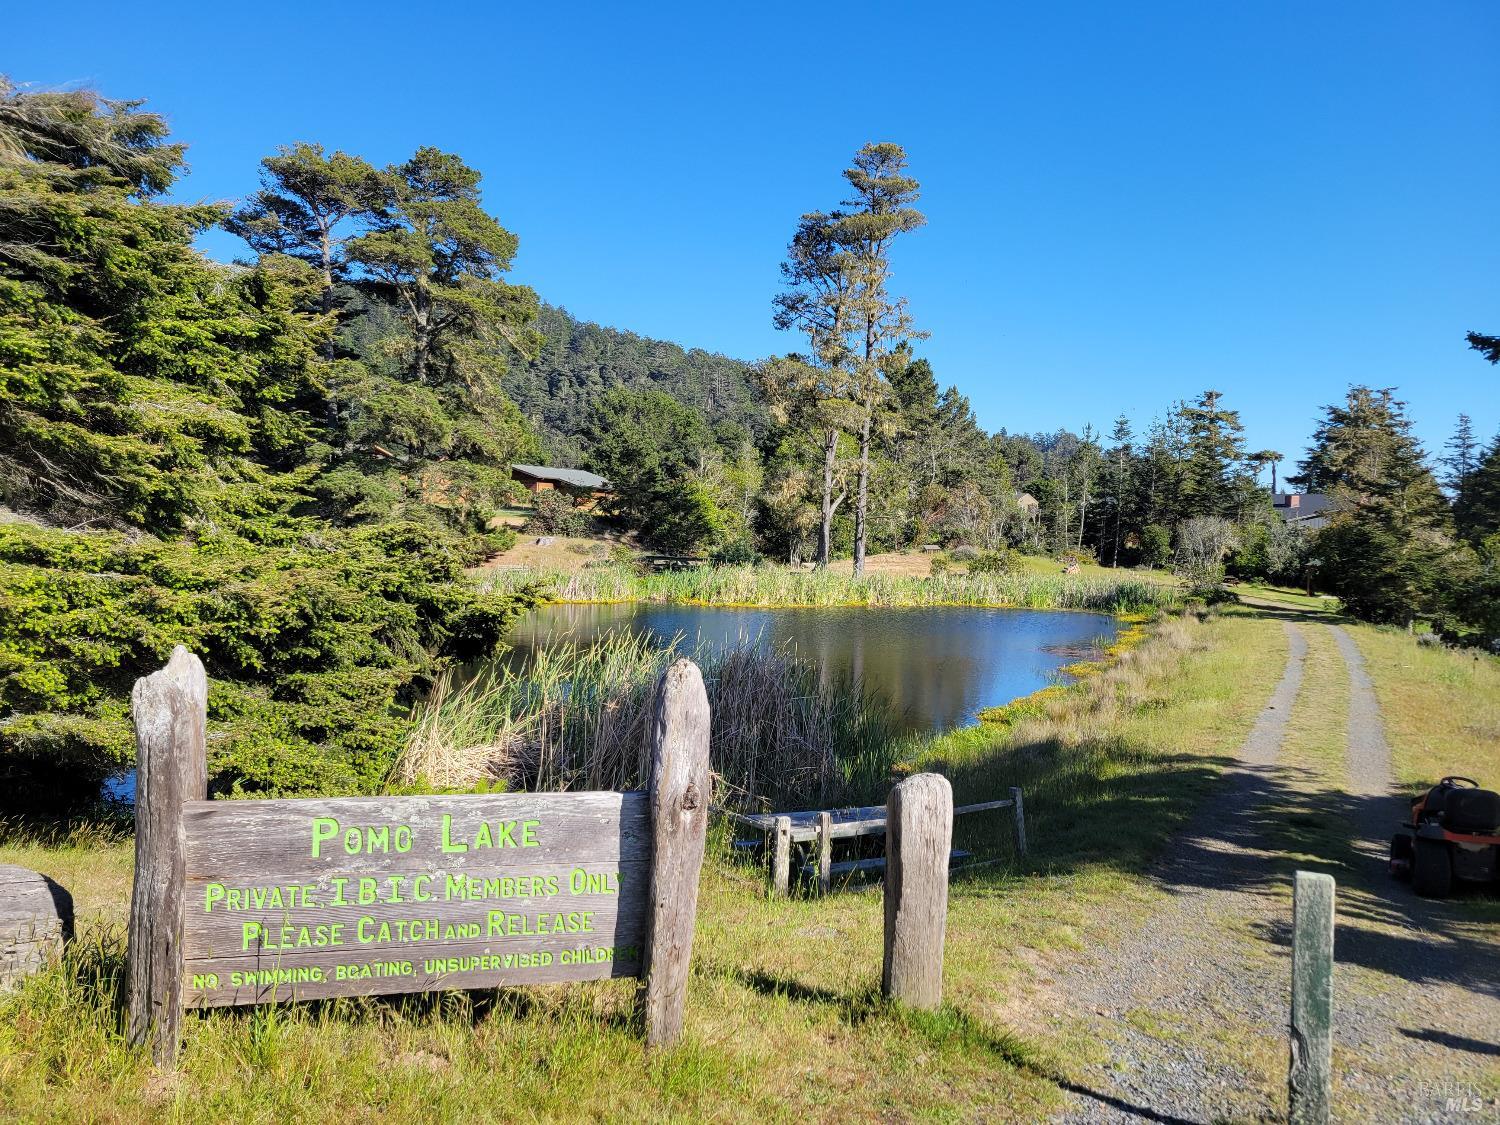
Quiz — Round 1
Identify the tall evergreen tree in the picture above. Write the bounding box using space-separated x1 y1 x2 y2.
324 147 541 524
348 148 539 387
1104 415 1135 566
1454 433 1500 544
0 79 324 528
1293 386 1451 623
1441 412 1478 495
838 143 925 574
226 142 382 358
1467 329 1500 365
1178 390 1248 519
772 211 857 565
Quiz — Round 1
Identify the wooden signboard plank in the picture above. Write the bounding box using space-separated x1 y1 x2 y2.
180 792 652 1008
127 650 712 1059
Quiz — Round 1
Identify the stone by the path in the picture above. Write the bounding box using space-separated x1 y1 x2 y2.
0 865 73 989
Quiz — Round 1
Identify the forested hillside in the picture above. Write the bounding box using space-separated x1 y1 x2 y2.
507 305 765 465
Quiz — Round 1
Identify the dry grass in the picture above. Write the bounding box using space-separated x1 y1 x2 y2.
398 634 901 809
479 534 614 572
1350 624 1500 791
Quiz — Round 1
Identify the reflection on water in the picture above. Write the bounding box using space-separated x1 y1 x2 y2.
504 604 1118 734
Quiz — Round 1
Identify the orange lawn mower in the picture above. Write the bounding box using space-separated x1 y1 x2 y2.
1389 777 1500 897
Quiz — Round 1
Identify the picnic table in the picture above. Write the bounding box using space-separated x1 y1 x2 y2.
721 789 1025 895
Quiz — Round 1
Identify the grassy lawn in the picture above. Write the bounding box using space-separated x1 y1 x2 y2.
4 605 1492 1120
1236 582 1343 614
1 610 1276 1122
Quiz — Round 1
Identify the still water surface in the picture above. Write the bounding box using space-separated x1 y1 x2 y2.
105 605 1117 801
507 603 1119 733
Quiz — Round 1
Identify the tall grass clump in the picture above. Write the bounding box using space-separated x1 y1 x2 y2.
397 633 903 809
478 562 1178 615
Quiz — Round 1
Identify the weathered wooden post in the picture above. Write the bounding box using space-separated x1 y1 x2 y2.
1009 786 1027 856
817 811 833 895
126 646 208 1067
882 772 953 1010
771 815 792 898
1288 870 1335 1125
638 658 712 1047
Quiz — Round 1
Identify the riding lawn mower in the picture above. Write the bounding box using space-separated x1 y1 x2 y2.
1390 776 1500 897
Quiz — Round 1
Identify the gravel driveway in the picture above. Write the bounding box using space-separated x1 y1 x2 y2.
1045 620 1500 1124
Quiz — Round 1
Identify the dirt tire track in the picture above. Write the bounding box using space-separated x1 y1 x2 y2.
1051 621 1308 1123
1045 621 1500 1124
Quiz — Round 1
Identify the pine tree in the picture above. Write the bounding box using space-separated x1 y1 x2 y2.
1467 330 1500 365
348 148 539 387
772 210 857 565
838 143 925 575
226 143 383 359
1178 390 1248 519
1454 433 1500 544
1441 413 1478 495
1293 386 1451 623
0 78 325 528
1105 415 1135 566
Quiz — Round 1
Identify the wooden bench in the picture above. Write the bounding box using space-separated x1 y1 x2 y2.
721 788 1025 896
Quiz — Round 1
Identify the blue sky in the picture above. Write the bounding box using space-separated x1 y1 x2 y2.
10 1 1499 470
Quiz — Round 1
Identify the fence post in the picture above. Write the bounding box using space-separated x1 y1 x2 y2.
1009 787 1027 856
771 816 792 897
638 659 711 1048
817 811 833 895
882 773 953 1010
126 646 207 1067
1288 870 1335 1125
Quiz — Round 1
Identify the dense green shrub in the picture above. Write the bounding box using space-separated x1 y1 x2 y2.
967 549 1013 574
709 537 760 566
0 520 537 808
1140 525 1172 569
526 490 589 536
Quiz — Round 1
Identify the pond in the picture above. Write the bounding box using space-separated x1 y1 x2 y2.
102 604 1118 803
505 603 1119 734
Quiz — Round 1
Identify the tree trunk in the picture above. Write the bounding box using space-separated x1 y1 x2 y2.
320 223 337 363
411 283 433 384
853 407 872 575
819 426 838 567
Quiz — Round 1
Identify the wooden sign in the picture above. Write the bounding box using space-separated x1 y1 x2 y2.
126 647 710 1065
180 792 650 1006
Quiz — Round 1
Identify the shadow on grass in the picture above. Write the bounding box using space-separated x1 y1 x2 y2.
718 962 1198 1124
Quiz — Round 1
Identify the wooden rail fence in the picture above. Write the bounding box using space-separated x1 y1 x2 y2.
722 787 1025 896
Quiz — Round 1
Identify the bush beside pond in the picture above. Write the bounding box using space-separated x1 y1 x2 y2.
0 521 537 810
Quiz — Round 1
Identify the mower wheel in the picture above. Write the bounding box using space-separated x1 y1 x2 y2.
1413 838 1453 898
1389 834 1414 880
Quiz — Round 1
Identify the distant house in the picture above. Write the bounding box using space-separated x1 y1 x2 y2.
1273 492 1337 531
1014 492 1040 516
511 464 614 508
